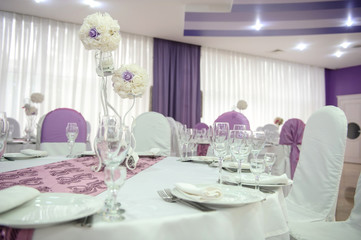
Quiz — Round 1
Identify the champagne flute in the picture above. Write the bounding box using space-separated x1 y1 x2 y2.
66 122 79 158
250 157 265 191
250 131 266 160
212 122 229 185
264 152 276 175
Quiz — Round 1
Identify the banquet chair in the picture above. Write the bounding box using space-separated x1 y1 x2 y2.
214 110 250 130
263 123 279 144
289 173 361 240
286 106 347 223
133 112 171 156
166 117 181 156
7 117 21 138
39 108 87 156
278 119 305 179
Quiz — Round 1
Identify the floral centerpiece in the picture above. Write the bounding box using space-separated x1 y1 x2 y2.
23 93 44 141
236 100 248 111
274 117 284 126
112 64 148 99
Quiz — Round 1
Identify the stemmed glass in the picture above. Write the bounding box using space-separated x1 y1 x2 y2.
178 125 191 160
95 115 130 221
229 129 251 186
0 112 9 159
250 157 266 191
66 122 79 158
212 122 230 185
250 131 266 160
264 152 276 175
233 124 246 131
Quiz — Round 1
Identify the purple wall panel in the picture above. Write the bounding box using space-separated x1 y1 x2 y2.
325 65 361 106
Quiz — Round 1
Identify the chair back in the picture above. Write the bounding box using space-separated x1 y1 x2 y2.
166 117 181 156
214 110 250 130
279 118 305 179
349 173 361 226
286 106 347 222
133 112 171 156
40 108 87 155
7 118 21 138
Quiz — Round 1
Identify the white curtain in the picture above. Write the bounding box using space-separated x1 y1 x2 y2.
0 11 153 143
200 47 325 130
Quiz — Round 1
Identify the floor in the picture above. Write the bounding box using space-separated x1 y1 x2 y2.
335 162 361 221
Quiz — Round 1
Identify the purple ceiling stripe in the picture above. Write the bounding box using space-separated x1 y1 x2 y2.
184 8 361 22
183 26 361 37
230 0 361 13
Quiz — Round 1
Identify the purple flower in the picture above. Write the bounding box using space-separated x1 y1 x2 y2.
122 71 134 81
89 28 99 38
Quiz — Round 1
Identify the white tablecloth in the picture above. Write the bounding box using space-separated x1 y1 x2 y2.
0 157 290 240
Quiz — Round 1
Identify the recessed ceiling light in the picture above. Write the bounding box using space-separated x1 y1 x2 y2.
34 0 45 3
334 50 343 58
340 41 351 49
295 43 307 51
83 0 101 8
252 19 263 31
346 16 354 27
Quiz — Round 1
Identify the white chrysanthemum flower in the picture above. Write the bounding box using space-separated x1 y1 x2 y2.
30 93 44 103
111 64 149 99
79 12 121 52
237 100 248 110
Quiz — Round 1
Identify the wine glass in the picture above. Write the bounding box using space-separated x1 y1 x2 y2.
233 124 246 131
250 157 265 191
250 131 266 160
0 112 9 159
95 115 130 221
264 152 276 175
66 122 79 158
212 122 230 185
229 129 251 186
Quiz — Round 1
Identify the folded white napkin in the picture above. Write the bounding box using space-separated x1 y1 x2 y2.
0 186 40 214
20 149 48 157
224 161 250 169
242 173 291 185
175 183 222 202
149 148 160 155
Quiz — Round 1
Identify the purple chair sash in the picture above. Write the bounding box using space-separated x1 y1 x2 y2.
279 118 305 179
214 110 250 130
41 108 87 143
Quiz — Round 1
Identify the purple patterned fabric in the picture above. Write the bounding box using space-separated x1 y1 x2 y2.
152 38 201 127
214 110 250 130
41 108 87 143
279 118 305 179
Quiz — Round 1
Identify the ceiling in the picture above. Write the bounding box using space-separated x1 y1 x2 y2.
1 0 361 69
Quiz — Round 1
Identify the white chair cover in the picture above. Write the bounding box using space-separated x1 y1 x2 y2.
166 117 181 156
7 117 21 138
263 123 279 144
289 173 361 240
286 106 347 223
133 112 171 156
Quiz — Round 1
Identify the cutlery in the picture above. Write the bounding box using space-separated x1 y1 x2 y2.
157 189 214 212
220 180 275 194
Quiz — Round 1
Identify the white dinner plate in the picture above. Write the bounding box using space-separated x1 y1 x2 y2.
209 161 250 170
3 153 39 161
171 184 265 207
80 151 97 156
0 193 103 228
185 156 219 163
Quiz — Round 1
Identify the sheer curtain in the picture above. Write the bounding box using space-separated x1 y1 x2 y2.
0 11 153 142
200 47 325 130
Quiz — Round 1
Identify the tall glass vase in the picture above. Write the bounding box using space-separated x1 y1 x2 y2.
0 112 9 159
25 115 36 143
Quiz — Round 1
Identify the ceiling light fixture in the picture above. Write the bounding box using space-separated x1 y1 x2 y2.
295 43 307 51
34 0 45 3
252 19 263 31
346 16 354 27
83 0 101 8
340 41 351 49
334 50 343 58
